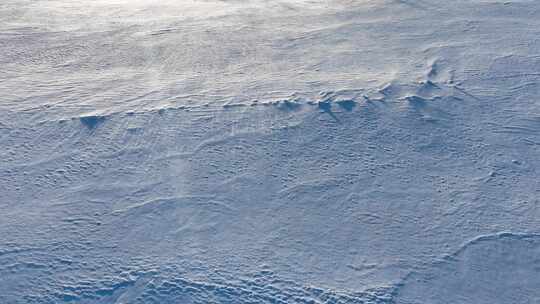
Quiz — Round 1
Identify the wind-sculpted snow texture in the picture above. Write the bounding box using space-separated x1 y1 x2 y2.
1 0 540 303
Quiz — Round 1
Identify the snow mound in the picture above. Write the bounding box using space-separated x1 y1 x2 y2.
395 233 540 304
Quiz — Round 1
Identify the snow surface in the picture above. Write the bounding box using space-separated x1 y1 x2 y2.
1 0 540 303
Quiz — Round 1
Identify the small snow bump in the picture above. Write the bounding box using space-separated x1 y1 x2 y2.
79 115 106 129
336 99 357 111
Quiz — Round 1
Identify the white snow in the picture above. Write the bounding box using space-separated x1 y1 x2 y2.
1 0 540 303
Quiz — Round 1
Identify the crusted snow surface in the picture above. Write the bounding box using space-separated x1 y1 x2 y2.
1 0 540 303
